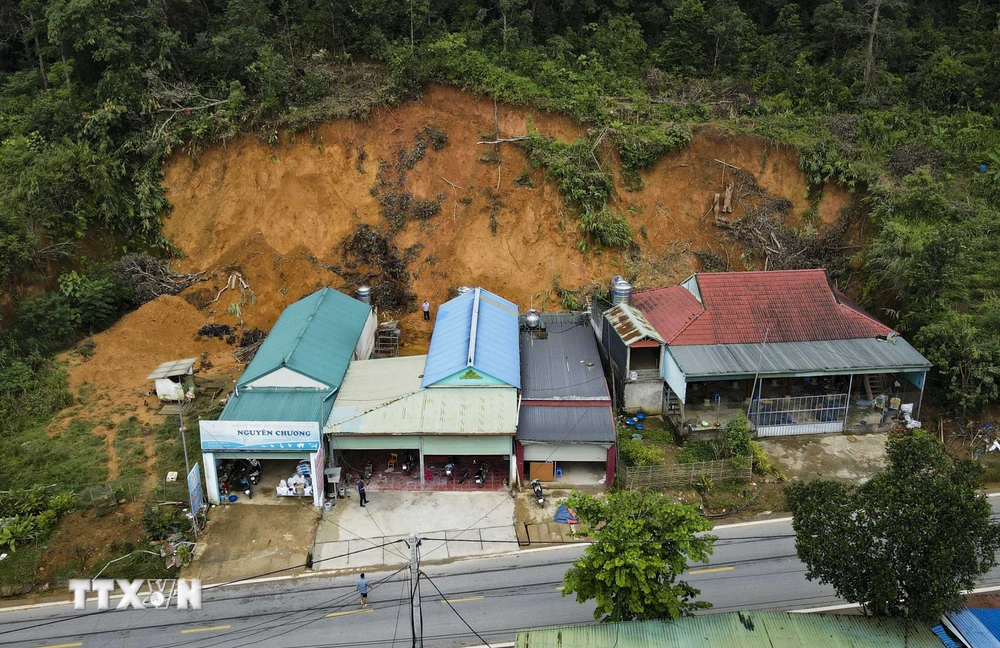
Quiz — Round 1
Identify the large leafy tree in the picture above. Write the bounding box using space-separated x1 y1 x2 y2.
787 430 1000 621
562 490 715 622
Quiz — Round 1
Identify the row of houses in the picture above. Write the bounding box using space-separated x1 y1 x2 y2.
198 269 932 506
198 286 616 506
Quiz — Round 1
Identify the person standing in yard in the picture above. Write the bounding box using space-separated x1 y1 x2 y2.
357 478 368 507
422 299 431 321
357 573 369 608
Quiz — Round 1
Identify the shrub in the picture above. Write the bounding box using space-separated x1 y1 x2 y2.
678 441 717 464
522 132 613 213
613 122 692 171
579 209 633 247
618 436 662 466
142 504 190 541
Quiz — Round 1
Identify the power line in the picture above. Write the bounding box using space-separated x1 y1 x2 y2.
420 569 492 648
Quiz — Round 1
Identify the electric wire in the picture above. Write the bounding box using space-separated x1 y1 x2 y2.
419 569 492 648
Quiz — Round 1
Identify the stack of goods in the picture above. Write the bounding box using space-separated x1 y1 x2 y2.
276 460 314 497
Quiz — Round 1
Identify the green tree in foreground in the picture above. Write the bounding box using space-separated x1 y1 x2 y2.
787 430 1000 621
562 490 715 622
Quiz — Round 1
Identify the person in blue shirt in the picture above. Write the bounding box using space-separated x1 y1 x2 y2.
357 573 369 608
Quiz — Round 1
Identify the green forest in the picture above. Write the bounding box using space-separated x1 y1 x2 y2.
3 0 1000 434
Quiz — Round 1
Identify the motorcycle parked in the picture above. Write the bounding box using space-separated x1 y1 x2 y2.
400 452 414 475
444 456 460 478
459 469 470 484
530 479 545 507
474 462 490 488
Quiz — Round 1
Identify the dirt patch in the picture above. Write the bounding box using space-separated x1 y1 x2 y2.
185 503 320 583
37 501 146 581
759 433 888 483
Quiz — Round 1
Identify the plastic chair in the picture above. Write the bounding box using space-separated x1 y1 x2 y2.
387 453 398 471
555 467 563 478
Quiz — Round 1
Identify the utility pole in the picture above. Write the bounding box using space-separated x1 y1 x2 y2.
408 533 422 648
178 400 198 538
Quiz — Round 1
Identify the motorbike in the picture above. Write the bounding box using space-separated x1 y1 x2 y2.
363 461 373 481
530 479 544 507
444 456 460 478
459 469 470 484
400 452 414 475
474 462 490 488
238 472 253 499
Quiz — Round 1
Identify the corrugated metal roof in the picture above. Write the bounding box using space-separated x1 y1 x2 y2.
334 355 426 412
520 322 609 400
239 288 371 389
670 270 893 345
515 612 943 648
604 303 664 346
947 608 1000 648
668 337 931 379
970 609 1000 644
422 288 521 388
146 358 197 380
965 594 1000 609
933 624 963 648
517 405 616 443
220 388 333 423
632 285 704 343
325 387 517 436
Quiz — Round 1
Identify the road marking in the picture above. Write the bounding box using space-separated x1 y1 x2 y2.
440 595 485 604
326 608 372 617
688 566 735 575
180 625 230 634
37 643 82 648
555 586 565 591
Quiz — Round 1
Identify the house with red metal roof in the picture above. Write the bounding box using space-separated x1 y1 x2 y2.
595 270 931 436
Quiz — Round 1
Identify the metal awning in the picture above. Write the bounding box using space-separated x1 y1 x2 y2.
668 337 932 380
146 358 197 380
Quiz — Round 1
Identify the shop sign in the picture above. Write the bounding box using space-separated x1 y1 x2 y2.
199 420 320 451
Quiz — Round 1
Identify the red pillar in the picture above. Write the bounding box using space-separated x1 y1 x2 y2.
606 443 616 487
515 440 525 482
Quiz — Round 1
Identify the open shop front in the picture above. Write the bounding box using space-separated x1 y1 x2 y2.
199 419 325 507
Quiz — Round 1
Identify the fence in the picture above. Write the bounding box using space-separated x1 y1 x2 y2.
618 459 752 490
76 478 191 516
750 393 848 437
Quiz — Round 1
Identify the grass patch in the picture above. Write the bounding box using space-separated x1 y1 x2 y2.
114 417 149 481
0 546 43 588
0 418 109 491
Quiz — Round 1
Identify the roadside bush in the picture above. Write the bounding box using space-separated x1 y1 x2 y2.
618 436 662 467
142 504 190 541
0 488 76 552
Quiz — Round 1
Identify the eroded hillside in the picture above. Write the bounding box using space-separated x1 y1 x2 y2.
62 84 854 431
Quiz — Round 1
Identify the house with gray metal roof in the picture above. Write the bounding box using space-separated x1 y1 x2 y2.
595 270 933 437
198 287 377 507
517 312 616 486
595 299 668 415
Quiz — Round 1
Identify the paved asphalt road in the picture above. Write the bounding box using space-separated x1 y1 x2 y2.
4 506 1000 648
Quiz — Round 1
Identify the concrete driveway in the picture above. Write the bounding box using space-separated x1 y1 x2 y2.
759 432 888 483
311 491 517 570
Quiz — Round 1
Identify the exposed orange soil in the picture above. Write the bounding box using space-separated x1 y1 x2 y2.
58 83 852 444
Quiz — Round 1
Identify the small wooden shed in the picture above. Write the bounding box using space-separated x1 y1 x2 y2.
146 358 197 402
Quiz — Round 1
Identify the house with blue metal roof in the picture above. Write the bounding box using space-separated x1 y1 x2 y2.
421 287 520 388
198 287 376 507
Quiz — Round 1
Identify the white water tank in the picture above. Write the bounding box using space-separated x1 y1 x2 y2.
356 285 371 305
525 309 541 329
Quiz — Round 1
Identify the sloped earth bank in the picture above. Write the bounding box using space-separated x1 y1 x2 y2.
59 84 854 473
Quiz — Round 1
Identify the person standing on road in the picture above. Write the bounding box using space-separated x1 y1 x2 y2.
422 299 431 321
357 573 369 608
357 478 368 507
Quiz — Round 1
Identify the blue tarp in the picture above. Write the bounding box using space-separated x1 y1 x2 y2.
554 505 579 524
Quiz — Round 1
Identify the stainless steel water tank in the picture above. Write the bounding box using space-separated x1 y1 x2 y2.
525 309 541 329
611 279 632 306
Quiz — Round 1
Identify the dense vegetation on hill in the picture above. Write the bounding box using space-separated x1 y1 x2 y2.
3 0 1000 424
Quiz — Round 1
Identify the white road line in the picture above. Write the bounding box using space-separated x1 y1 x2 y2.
791 584 1000 613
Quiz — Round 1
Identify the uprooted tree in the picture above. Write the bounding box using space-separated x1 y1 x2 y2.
562 490 715 622
787 429 1000 621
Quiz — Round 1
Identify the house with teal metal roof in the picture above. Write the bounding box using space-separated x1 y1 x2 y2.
238 287 376 390
198 287 377 508
421 287 520 388
515 612 944 648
